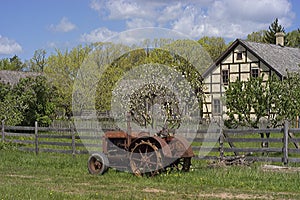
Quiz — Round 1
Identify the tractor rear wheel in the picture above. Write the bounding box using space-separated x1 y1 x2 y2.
130 140 163 177
87 153 109 175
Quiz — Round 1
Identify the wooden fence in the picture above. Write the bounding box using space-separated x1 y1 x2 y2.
2 120 300 165
1 121 102 156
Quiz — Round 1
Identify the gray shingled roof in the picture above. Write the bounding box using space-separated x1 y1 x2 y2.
202 39 300 78
0 70 41 85
240 40 300 76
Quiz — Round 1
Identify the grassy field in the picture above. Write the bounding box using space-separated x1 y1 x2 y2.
1 143 300 200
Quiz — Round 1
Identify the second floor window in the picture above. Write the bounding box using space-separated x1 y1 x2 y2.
251 68 259 78
222 69 229 85
236 52 243 60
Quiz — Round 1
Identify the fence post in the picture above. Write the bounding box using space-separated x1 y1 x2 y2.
283 120 289 165
35 121 39 155
1 120 4 142
71 126 76 157
219 131 224 160
126 112 132 146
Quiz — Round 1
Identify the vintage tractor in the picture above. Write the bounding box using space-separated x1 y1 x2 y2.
87 114 194 176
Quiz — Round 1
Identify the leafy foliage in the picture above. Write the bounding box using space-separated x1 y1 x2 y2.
0 55 25 71
224 76 269 128
246 30 267 43
96 45 205 128
27 49 47 72
225 73 300 128
0 76 57 126
0 141 19 151
286 29 300 48
198 36 227 61
0 82 27 125
45 45 92 119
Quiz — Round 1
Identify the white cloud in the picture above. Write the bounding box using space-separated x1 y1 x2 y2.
171 0 294 38
0 35 22 55
90 0 295 39
90 0 102 11
49 17 77 33
158 3 183 24
126 18 155 29
209 0 293 22
106 0 148 19
91 0 161 20
80 27 118 43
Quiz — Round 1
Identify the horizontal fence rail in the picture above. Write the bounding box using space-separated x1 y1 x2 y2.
1 120 300 165
1 121 102 156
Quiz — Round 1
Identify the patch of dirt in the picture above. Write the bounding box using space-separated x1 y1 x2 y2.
143 188 167 193
262 164 300 172
195 192 268 200
142 188 176 194
6 174 35 179
74 182 91 186
143 188 268 199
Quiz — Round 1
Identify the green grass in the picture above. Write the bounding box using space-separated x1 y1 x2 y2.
1 146 300 200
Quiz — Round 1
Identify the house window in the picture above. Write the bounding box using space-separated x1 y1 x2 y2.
222 70 229 85
213 99 221 114
236 52 243 60
251 68 259 78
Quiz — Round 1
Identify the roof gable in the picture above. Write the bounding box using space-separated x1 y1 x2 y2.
240 40 300 76
202 39 300 78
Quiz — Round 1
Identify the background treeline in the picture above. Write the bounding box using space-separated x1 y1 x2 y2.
0 18 299 127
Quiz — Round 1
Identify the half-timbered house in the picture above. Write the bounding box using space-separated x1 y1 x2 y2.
202 33 300 119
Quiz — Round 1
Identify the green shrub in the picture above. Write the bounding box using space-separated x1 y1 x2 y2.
0 141 19 151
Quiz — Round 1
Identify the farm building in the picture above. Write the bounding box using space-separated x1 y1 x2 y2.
0 70 41 85
202 33 300 119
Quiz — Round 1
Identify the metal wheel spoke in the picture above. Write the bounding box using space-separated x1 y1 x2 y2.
130 140 162 176
146 153 155 159
145 145 149 153
138 149 144 158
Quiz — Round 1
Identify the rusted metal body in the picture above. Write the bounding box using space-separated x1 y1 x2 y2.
88 118 194 176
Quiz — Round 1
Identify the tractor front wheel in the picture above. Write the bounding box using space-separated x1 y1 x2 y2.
87 153 109 175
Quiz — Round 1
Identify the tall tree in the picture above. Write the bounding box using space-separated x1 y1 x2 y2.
44 45 92 119
0 82 26 126
0 55 25 71
198 36 227 61
29 49 47 72
246 30 267 43
263 18 285 44
12 76 57 126
95 41 205 128
286 29 300 48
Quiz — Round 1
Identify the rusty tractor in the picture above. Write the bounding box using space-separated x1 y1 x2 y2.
87 115 194 176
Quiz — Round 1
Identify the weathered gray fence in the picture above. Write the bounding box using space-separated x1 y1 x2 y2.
1 121 102 156
192 121 300 165
2 120 300 165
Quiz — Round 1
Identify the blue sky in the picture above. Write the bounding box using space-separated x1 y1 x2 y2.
0 0 299 61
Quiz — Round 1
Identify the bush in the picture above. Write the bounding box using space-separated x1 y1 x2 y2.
0 141 19 151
